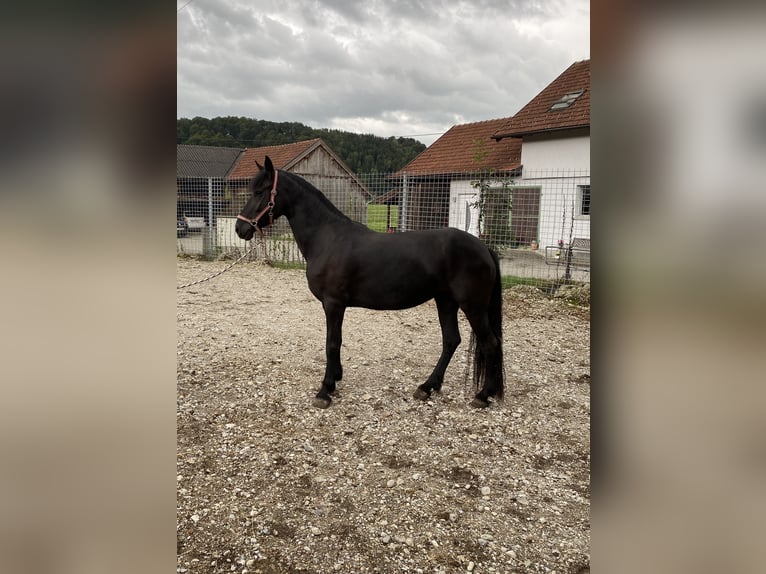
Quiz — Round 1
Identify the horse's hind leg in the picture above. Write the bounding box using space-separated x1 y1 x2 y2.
313 300 345 409
464 311 503 408
414 297 460 401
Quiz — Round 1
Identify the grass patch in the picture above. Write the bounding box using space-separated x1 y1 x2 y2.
367 204 399 233
501 275 550 290
269 260 307 271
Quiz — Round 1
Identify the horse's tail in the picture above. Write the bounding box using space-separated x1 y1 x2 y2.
470 249 505 400
487 249 505 400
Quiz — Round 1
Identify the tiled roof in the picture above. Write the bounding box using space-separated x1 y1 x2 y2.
227 139 322 179
493 60 590 139
401 118 522 175
177 144 244 177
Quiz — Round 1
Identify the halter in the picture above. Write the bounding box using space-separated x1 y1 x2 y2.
237 170 279 237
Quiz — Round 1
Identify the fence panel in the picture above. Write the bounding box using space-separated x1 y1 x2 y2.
177 169 590 284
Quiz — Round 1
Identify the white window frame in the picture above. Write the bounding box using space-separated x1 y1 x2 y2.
575 184 590 219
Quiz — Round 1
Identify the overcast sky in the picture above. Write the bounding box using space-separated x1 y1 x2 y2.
177 0 589 146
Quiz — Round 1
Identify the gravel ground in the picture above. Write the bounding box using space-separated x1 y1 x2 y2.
177 259 590 574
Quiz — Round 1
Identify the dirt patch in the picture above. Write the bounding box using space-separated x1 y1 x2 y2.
177 259 590 574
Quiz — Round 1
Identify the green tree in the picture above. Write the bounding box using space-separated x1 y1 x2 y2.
177 116 426 173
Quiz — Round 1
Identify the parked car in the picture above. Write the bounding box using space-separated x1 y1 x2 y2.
184 216 206 232
177 217 188 238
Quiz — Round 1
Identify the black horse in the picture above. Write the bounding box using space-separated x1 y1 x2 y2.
235 156 504 409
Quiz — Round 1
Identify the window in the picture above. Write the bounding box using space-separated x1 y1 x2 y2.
578 184 590 217
551 89 585 111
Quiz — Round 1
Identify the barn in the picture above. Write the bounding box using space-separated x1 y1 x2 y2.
177 139 371 258
227 138 371 225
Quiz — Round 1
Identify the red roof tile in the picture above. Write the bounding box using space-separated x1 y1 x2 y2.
401 118 522 175
494 60 590 138
227 139 321 178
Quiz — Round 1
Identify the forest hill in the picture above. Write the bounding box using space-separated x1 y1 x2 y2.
177 116 426 174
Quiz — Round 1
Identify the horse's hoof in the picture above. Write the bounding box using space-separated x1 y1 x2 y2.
470 397 490 409
312 397 332 409
413 388 431 401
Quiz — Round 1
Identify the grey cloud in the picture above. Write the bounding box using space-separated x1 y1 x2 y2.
178 0 588 142
313 0 560 23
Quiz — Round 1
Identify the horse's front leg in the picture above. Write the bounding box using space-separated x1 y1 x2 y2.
312 300 346 409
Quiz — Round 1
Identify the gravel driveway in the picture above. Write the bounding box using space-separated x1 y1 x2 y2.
177 259 590 574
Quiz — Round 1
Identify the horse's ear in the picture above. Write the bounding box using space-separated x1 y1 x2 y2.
264 156 274 174
255 159 264 171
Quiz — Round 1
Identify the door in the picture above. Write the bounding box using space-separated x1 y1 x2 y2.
449 190 480 237
509 187 540 247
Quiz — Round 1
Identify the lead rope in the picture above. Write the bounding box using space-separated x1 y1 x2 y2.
179 170 279 290
177 242 259 290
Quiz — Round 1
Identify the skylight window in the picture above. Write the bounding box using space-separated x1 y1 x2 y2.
550 89 585 111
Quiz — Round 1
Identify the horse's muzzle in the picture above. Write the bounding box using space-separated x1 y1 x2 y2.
235 217 256 240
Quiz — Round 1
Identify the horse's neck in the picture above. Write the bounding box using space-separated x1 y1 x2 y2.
284 181 353 259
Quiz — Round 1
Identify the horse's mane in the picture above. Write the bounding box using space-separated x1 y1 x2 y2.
280 170 353 223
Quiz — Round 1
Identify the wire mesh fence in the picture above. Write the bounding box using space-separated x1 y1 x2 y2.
177 169 590 285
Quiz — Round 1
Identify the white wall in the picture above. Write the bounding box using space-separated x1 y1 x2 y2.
520 134 590 252
520 134 590 172
521 176 590 253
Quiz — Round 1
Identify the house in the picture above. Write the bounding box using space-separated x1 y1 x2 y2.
493 59 590 257
392 118 522 236
227 138 371 224
176 144 244 225
394 59 589 259
493 59 590 171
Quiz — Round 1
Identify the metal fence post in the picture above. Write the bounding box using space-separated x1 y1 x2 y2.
401 172 408 232
203 177 215 259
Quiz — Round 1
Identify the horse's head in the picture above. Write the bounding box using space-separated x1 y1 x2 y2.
235 156 282 240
